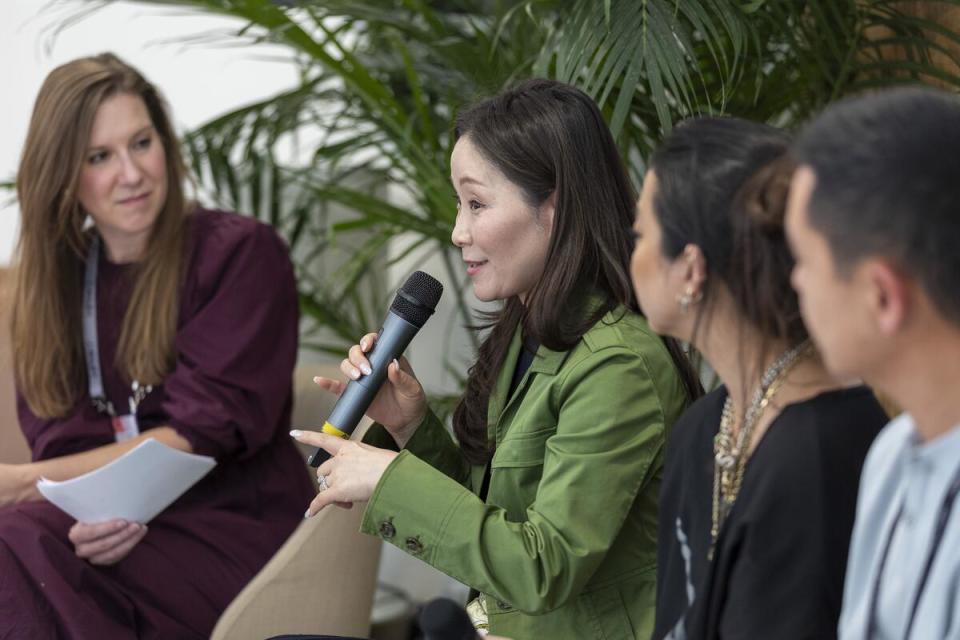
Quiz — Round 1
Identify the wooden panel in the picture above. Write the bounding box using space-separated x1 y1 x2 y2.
863 2 960 89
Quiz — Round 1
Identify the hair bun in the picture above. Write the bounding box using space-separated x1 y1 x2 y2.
739 154 796 234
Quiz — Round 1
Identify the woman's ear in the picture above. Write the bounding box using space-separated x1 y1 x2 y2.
539 190 557 231
682 243 708 295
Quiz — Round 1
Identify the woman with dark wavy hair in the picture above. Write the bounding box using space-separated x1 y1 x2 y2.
634 117 888 639
295 79 701 639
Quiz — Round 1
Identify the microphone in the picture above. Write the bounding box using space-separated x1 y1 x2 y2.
419 598 480 640
308 270 443 467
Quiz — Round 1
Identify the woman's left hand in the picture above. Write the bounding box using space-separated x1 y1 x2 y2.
290 430 397 517
69 519 148 565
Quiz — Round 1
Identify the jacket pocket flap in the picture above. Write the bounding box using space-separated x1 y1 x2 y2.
491 426 553 468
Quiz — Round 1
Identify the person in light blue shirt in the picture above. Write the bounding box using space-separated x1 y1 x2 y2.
785 87 960 640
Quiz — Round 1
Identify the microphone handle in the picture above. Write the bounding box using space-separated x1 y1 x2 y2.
308 312 419 467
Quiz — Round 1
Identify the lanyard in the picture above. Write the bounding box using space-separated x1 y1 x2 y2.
867 461 960 639
82 236 151 439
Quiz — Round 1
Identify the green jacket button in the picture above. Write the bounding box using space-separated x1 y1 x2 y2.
379 519 396 539
404 535 424 555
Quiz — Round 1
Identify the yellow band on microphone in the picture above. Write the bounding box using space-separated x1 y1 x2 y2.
322 421 348 439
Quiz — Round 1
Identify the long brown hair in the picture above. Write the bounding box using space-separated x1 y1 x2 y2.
451 79 702 465
13 53 191 417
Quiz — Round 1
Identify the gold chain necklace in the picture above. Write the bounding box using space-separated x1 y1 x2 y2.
709 341 811 558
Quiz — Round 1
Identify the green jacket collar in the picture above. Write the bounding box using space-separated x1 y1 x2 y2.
487 294 616 433
529 344 568 375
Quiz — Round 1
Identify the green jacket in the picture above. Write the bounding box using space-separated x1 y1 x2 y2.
362 307 688 639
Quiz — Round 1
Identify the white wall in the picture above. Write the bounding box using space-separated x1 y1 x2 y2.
0 0 299 264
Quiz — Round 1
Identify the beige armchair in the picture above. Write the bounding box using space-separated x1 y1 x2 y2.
0 268 30 465
0 270 380 637
211 363 381 639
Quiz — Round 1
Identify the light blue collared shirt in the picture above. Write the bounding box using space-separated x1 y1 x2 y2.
840 413 960 640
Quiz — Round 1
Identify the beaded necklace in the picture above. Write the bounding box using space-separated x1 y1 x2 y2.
710 340 812 557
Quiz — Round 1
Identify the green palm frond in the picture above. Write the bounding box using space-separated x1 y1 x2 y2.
533 0 756 135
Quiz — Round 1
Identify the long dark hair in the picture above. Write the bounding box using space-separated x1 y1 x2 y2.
649 117 807 393
451 79 701 464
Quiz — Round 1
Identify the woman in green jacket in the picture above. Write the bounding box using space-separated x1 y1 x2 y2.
294 79 700 639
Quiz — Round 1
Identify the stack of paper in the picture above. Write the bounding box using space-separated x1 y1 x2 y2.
37 438 216 523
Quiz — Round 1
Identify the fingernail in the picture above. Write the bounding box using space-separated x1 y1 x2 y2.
350 368 360 380
290 429 302 438
361 338 369 350
361 364 372 376
393 358 399 369
313 376 321 384
304 509 312 519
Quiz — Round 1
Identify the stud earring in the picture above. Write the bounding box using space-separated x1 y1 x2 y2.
676 287 703 313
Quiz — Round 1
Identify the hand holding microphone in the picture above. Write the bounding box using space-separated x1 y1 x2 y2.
291 271 443 516
307 271 443 467
313 336 427 450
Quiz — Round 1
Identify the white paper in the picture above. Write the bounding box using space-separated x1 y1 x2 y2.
37 438 216 523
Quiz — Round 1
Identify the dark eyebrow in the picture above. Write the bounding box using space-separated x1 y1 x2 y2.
457 176 484 188
130 125 156 139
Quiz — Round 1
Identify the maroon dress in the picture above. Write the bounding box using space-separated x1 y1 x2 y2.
0 208 315 639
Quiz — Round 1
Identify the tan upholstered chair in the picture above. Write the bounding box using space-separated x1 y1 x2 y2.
0 268 31 465
211 363 381 639
0 274 380 636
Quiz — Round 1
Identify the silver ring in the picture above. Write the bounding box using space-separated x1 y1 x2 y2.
318 474 329 492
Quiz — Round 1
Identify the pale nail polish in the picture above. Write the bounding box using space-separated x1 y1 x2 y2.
304 509 312 519
289 429 302 438
361 364 372 376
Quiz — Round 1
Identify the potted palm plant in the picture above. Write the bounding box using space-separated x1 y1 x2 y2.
50 0 960 393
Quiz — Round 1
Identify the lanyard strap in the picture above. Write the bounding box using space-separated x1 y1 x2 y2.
868 461 960 639
82 236 113 414
82 236 151 418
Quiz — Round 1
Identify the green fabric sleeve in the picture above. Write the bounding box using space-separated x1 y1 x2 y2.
362 408 471 485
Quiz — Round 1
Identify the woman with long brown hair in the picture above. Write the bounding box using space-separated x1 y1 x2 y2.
0 53 313 637
292 79 702 639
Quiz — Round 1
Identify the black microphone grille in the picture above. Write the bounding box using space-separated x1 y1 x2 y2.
401 270 444 308
389 271 444 327
418 598 477 639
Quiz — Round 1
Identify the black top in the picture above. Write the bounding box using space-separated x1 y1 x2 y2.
508 337 540 400
653 386 888 640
